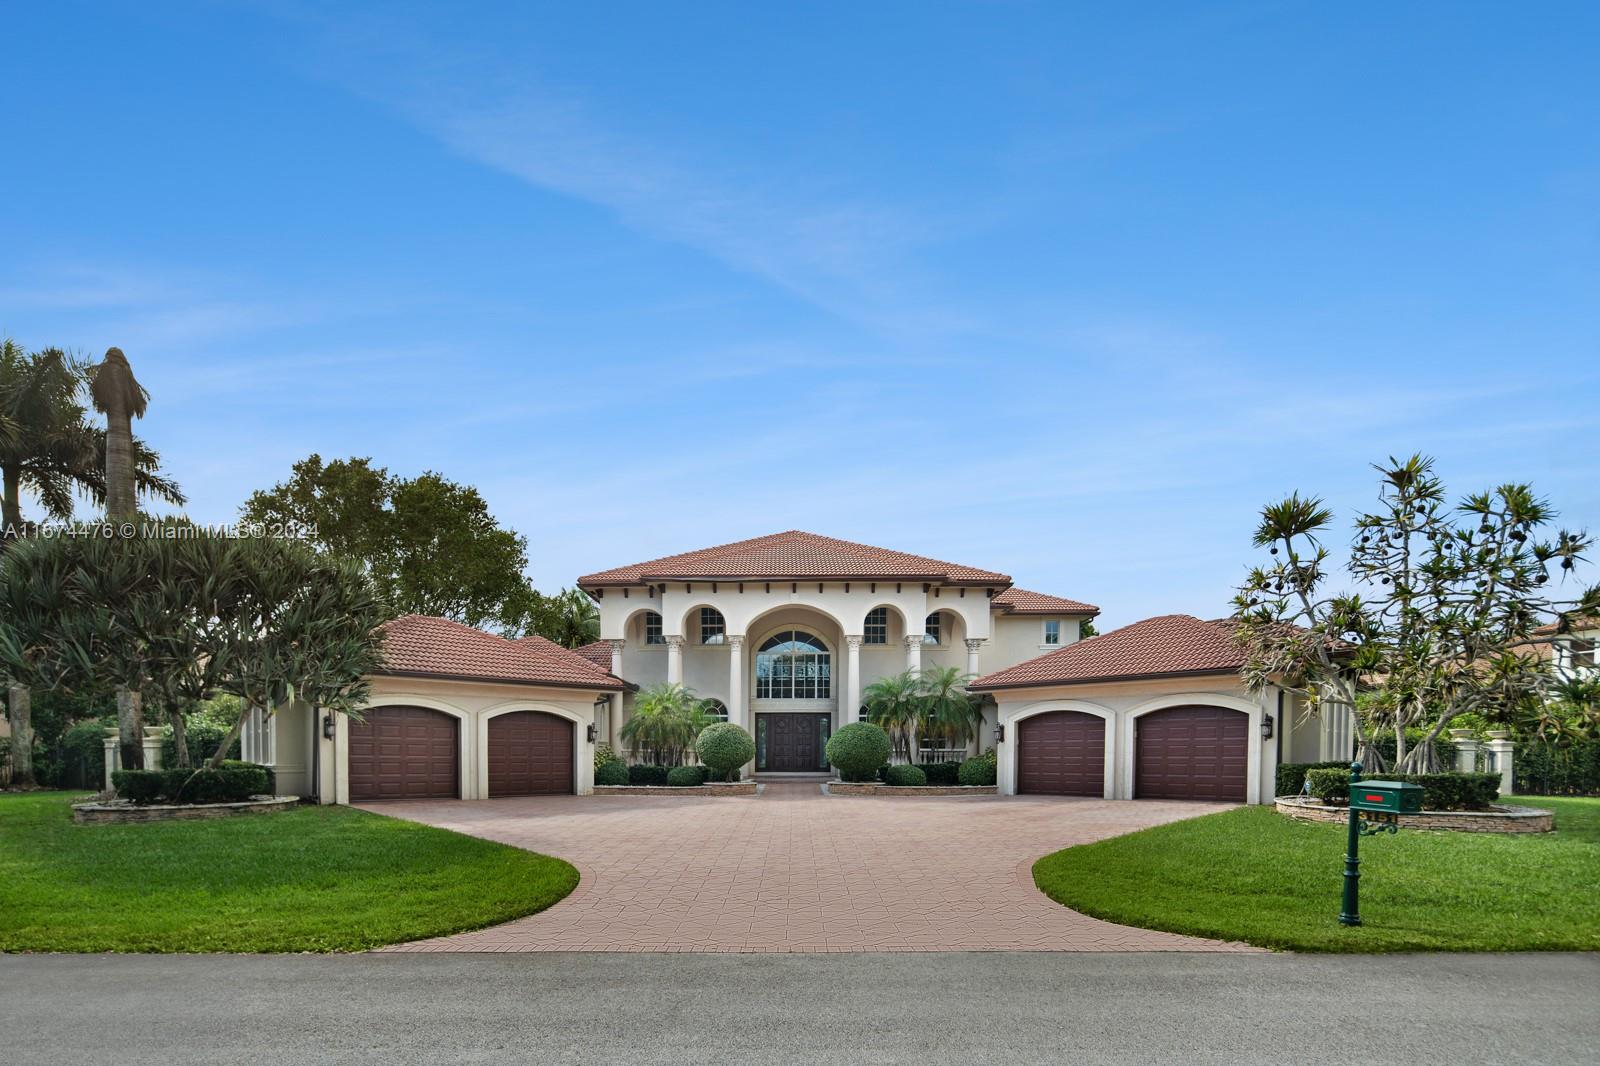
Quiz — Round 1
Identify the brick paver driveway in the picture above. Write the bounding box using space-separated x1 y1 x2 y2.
363 783 1261 953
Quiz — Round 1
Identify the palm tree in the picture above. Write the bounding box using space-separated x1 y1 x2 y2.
89 347 148 523
863 670 922 764
919 665 983 754
619 683 711 766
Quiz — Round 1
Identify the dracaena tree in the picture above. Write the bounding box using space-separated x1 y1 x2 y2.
1234 455 1597 774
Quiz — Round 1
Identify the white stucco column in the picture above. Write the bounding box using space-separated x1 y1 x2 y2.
609 638 625 677
1486 732 1515 795
728 634 746 729
846 635 863 722
665 635 685 685
610 693 624 743
903 633 922 672
964 637 985 677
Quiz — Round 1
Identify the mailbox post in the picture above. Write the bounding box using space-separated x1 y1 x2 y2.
1338 762 1424 927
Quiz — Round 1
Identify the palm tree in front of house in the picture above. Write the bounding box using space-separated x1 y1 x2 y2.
863 670 922 764
918 665 984 756
620 683 712 766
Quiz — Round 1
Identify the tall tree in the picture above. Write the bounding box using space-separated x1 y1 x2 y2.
1235 455 1597 773
89 346 152 768
241 454 536 631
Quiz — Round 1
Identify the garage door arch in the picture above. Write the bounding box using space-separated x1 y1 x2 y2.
477 703 585 798
1127 695 1258 803
484 708 576 796
347 702 466 801
1015 706 1114 797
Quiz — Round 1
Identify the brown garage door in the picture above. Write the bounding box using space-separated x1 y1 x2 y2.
1018 711 1106 796
348 706 459 802
1135 705 1248 801
487 711 574 797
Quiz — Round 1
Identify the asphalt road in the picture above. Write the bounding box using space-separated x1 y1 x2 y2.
4 952 1596 1065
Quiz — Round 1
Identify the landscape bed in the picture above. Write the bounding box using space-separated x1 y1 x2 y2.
0 791 577 953
1032 796 1600 953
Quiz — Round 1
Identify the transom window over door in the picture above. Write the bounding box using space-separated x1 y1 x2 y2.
755 631 832 700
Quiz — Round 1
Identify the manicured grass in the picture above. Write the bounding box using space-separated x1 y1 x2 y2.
1033 795 1600 952
0 792 577 952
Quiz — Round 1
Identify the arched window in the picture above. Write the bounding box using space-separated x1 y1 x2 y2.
643 611 664 645
702 699 728 722
755 631 831 700
699 607 726 645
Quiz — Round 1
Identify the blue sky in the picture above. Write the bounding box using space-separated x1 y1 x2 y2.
3 2 1597 627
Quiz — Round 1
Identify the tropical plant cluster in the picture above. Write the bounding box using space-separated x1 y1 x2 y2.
609 683 755 786
859 667 986 764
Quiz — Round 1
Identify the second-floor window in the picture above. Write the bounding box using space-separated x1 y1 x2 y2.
864 607 888 645
1043 620 1061 646
700 607 725 645
924 612 941 645
1571 638 1597 670
644 611 664 645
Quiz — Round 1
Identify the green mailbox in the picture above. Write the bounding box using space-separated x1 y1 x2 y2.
1349 780 1424 815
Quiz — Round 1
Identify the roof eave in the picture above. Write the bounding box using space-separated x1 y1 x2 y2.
970 666 1241 693
370 668 627 693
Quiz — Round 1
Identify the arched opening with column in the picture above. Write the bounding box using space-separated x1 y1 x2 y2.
742 605 847 774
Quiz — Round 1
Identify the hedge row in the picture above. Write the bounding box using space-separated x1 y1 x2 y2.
1276 761 1349 797
1305 769 1500 811
1514 739 1600 796
111 763 272 805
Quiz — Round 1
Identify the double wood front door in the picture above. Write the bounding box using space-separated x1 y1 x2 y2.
756 713 832 773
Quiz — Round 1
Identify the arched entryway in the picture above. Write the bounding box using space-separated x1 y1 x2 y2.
486 711 575 797
348 706 460 801
1133 705 1248 801
752 627 834 772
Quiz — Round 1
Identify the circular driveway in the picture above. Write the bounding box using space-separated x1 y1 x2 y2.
362 783 1261 952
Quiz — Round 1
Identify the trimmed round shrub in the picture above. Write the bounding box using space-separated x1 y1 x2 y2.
628 764 670 786
666 765 705 787
885 764 927 787
825 722 892 782
916 761 961 786
595 759 630 786
957 752 997 787
695 722 756 782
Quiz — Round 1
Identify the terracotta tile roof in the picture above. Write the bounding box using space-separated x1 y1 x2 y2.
970 614 1245 691
992 587 1099 615
1533 616 1600 636
572 640 615 669
376 615 623 690
578 530 1011 587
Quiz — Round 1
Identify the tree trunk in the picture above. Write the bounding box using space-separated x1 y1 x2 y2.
7 684 33 787
105 411 136 522
168 705 191 768
1 463 21 537
117 687 144 770
207 701 258 770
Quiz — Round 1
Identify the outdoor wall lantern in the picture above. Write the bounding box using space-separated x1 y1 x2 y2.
322 714 336 740
1260 715 1274 740
587 723 598 744
994 724 1005 744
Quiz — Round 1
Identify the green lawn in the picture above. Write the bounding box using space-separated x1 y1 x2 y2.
0 792 577 953
1033 795 1600 952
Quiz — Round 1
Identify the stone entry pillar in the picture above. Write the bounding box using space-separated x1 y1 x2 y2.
1449 728 1479 774
1485 731 1516 796
665 635 685 685
728 635 746 729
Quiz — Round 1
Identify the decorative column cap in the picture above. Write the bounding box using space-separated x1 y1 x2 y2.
609 638 626 649
964 637 986 651
664 635 687 648
728 633 746 647
846 634 864 648
902 633 925 648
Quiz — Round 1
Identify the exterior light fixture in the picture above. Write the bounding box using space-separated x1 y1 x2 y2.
587 723 598 744
322 714 336 740
1261 715 1274 741
994 723 1005 744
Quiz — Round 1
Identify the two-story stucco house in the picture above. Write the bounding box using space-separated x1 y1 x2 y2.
250 530 1349 806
